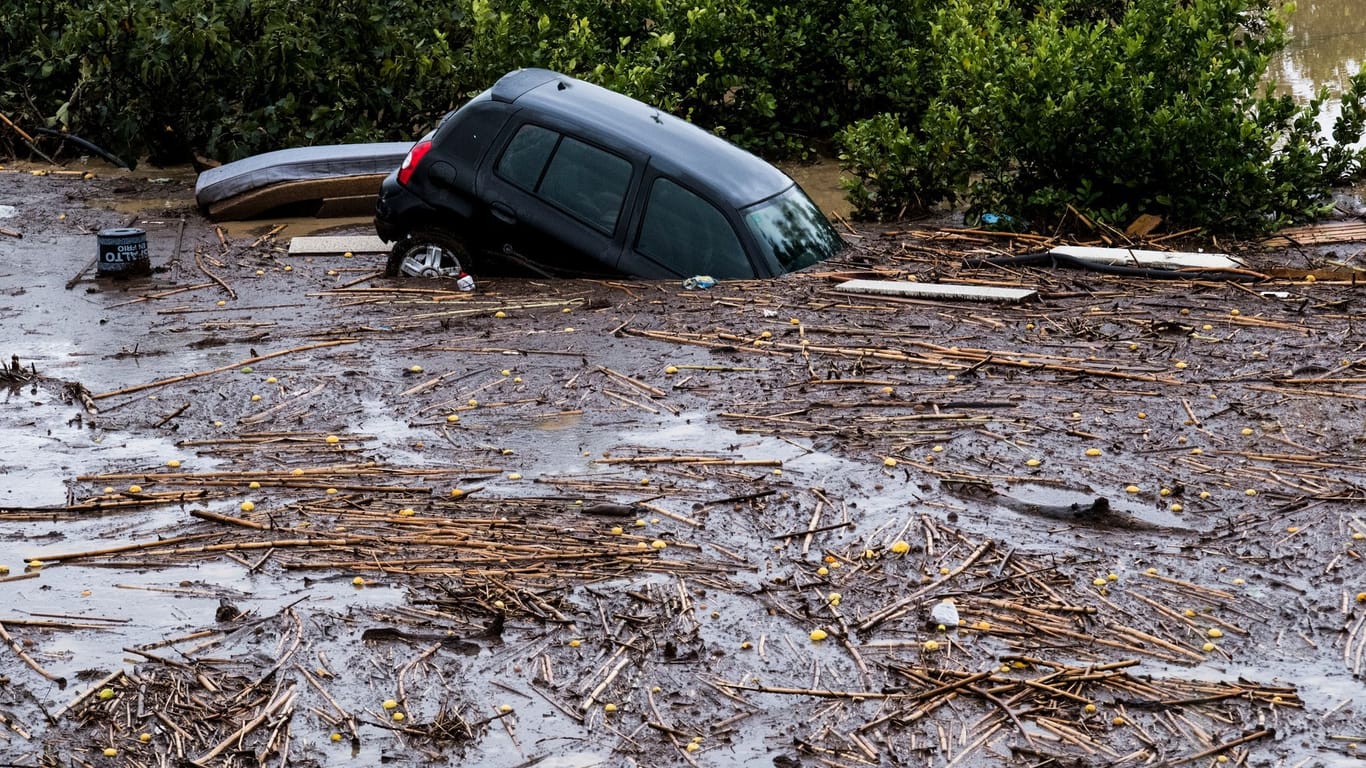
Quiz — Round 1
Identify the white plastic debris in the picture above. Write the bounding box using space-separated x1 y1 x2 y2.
0 205 16 219
456 273 475 292
930 598 960 628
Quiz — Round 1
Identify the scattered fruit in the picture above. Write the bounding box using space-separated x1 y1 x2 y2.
569 639 582 647
604 703 618 712
98 688 115 700
392 712 404 721
494 311 507 318
330 732 342 742
166 459 180 468
352 576 365 586
882 457 898 467
650 539 668 550
382 699 398 710
809 628 828 642
507 473 522 480
889 540 911 554
1025 458 1041 467
128 485 143 494
139 733 152 743
325 435 340 444
1207 628 1224 638
103 748 118 757
241 501 255 512
922 640 940 652
1085 448 1102 457
499 704 513 713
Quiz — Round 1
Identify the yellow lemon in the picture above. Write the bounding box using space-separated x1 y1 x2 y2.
604 703 618 712
809 628 828 641
129 484 143 493
1085 448 1102 457
499 704 513 713
97 688 115 700
139 733 152 743
922 640 940 652
507 472 522 480
325 435 340 444
816 566 829 576
265 376 278 384
882 457 898 467
103 748 118 757
241 501 255 512
166 459 181 468
382 699 398 710
650 540 668 550
568 639 582 648
250 394 262 402
447 414 460 423
450 488 464 497
1208 628 1223 638
249 481 261 489
291 468 304 476
1025 458 1041 467
352 576 365 586
392 712 404 721
665 365 678 375
330 732 342 742
889 540 911 554
494 311 507 319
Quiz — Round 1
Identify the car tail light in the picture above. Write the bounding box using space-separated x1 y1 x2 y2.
397 139 433 186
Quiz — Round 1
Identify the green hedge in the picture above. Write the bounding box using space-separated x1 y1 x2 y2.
2 0 1362 233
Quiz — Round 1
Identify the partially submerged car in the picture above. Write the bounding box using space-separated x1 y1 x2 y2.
375 68 845 279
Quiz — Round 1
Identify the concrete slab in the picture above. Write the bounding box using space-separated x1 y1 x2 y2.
287 235 390 255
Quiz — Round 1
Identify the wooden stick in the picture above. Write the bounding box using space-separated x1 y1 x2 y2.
0 621 65 686
92 340 356 399
1169 729 1272 765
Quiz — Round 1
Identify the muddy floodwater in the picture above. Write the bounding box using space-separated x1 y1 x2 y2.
2 8 1366 764
3 158 1366 768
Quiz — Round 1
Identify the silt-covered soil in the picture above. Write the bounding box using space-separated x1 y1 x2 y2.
1 165 1365 767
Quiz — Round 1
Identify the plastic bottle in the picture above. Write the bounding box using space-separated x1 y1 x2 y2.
683 275 716 290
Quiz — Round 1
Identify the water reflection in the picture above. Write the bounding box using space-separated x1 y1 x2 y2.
1277 0 1366 97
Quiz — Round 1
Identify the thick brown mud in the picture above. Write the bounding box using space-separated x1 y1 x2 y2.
2 165 1365 766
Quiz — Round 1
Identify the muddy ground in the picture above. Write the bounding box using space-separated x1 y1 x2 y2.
2 164 1365 768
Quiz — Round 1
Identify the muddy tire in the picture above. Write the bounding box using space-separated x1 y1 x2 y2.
386 231 474 279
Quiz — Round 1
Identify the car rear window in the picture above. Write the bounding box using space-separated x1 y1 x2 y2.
496 125 632 234
636 178 750 278
496 124 557 189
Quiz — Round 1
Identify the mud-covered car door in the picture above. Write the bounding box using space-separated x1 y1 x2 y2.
477 121 638 275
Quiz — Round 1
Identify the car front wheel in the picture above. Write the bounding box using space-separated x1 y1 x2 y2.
386 232 474 278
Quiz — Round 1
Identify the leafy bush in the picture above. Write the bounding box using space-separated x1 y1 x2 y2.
838 0 1366 232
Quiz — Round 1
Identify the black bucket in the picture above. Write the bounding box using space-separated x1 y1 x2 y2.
96 228 150 277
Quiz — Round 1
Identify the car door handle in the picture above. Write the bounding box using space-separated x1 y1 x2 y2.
490 202 517 225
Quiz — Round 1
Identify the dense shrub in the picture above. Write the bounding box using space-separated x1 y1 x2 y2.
838 0 1366 232
2 0 1363 233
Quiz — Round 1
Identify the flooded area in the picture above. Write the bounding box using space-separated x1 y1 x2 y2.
2 8 1366 766
4 161 1366 767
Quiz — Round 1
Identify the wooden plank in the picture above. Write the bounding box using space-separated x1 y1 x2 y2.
287 235 389 255
1262 221 1366 247
834 279 1037 303
207 174 386 221
1049 245 1241 270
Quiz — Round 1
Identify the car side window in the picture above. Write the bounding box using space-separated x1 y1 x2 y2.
537 137 632 234
496 124 558 190
636 178 749 277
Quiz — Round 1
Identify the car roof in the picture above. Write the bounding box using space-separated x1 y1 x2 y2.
494 69 793 209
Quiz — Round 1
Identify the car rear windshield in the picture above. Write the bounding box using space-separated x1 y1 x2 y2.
742 186 845 274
